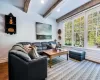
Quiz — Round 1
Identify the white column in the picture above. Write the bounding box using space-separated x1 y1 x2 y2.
84 11 88 48
72 19 74 47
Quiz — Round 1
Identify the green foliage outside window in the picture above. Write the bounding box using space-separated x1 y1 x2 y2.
65 21 72 45
88 31 96 46
96 36 100 45
88 11 100 47
74 16 84 47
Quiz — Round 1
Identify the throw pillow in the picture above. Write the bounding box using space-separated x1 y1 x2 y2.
28 46 40 59
51 43 56 49
23 44 32 53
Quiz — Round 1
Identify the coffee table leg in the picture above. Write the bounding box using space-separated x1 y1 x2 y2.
49 56 52 68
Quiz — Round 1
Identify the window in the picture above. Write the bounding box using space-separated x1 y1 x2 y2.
65 21 72 46
64 16 84 47
87 11 100 47
64 5 100 48
74 16 84 47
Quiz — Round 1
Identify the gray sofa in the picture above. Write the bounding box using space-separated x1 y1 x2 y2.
17 41 58 55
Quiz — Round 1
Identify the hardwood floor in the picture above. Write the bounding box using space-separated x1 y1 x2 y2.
0 62 8 80
64 47 100 63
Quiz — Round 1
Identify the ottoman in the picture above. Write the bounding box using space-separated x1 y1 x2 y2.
69 50 86 61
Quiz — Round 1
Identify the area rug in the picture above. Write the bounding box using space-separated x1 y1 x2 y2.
47 56 100 80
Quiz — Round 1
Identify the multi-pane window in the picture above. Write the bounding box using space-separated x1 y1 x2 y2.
74 16 84 47
88 11 100 47
65 21 72 46
64 16 84 47
64 5 100 48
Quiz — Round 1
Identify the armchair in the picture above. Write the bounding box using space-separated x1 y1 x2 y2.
8 50 47 80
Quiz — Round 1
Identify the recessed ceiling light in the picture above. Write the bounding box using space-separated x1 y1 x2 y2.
57 8 60 12
41 0 45 4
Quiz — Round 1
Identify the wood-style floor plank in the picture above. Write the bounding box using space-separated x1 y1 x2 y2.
0 62 8 80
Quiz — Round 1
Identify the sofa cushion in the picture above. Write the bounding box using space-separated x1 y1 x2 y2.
48 41 56 45
17 42 31 45
41 42 49 50
9 50 32 61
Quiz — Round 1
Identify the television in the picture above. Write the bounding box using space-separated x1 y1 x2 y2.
36 22 52 40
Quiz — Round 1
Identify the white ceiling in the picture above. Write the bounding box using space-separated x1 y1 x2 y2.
0 0 91 19
11 0 24 8
48 0 91 19
28 0 58 15
0 0 24 8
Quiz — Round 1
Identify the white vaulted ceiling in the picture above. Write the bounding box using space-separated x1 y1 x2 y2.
0 0 24 8
49 0 91 19
28 0 58 15
28 0 91 19
0 0 91 19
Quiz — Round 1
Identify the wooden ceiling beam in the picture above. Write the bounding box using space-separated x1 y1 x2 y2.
43 0 62 17
24 0 31 13
56 0 100 23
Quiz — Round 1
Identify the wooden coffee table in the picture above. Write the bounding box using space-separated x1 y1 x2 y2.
43 49 69 68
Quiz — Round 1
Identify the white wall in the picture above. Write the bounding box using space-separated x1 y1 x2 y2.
0 1 57 63
57 22 64 45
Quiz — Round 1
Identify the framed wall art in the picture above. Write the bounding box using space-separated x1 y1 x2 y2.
36 22 52 40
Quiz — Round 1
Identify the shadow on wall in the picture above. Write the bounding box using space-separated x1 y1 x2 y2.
15 6 24 11
0 14 5 33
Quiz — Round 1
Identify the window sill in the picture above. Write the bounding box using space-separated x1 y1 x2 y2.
63 45 100 51
86 48 100 51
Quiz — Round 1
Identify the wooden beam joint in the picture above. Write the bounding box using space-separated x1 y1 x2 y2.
43 0 62 17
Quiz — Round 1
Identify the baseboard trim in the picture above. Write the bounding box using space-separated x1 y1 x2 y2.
0 58 8 63
86 59 100 64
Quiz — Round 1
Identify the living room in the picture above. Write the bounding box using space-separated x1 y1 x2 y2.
0 0 100 80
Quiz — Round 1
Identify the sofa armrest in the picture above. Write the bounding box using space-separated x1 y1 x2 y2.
28 56 47 80
8 53 29 80
29 56 47 64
